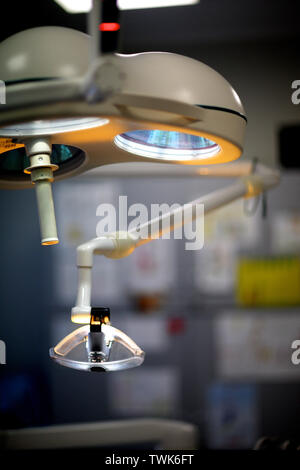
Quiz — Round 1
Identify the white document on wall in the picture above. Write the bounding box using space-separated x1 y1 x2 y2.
127 238 176 294
194 200 261 294
215 311 300 380
109 367 180 416
195 239 236 294
115 315 169 353
271 211 300 253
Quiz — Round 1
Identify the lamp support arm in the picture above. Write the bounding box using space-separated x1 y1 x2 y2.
72 163 280 322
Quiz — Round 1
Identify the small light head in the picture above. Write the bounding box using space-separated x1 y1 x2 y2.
49 307 145 372
87 307 112 363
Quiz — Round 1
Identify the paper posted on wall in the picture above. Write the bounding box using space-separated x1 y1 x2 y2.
215 311 300 380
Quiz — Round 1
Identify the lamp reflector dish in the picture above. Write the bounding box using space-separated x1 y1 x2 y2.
114 130 220 161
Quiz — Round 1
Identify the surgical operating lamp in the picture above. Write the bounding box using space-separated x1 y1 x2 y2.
0 1 280 371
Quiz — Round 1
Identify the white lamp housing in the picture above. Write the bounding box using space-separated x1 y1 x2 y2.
117 0 199 9
53 0 199 13
0 26 246 246
0 26 246 190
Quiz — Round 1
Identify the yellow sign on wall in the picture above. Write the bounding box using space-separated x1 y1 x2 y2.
237 256 300 307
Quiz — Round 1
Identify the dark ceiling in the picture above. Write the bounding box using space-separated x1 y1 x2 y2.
1 0 300 53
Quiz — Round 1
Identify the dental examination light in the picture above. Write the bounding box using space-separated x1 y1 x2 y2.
0 2 279 372
50 162 279 372
0 0 246 245
50 307 145 372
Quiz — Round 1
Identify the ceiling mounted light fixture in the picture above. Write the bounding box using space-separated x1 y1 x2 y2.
0 30 246 172
53 0 199 13
0 0 280 374
0 0 246 245
117 0 199 10
53 0 92 13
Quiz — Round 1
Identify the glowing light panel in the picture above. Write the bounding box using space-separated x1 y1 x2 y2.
118 0 199 10
0 117 108 138
114 130 220 161
54 0 199 13
99 23 120 32
54 0 92 13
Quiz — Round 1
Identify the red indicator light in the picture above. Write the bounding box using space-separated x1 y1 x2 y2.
99 23 120 32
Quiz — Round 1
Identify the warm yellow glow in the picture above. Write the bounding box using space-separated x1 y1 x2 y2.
71 313 90 324
57 116 122 146
196 162 252 177
0 138 24 155
174 131 242 165
243 176 263 198
71 313 111 324
42 240 59 246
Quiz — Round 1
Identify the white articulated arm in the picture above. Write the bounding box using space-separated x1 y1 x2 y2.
128 163 279 244
72 233 139 322
72 163 280 323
